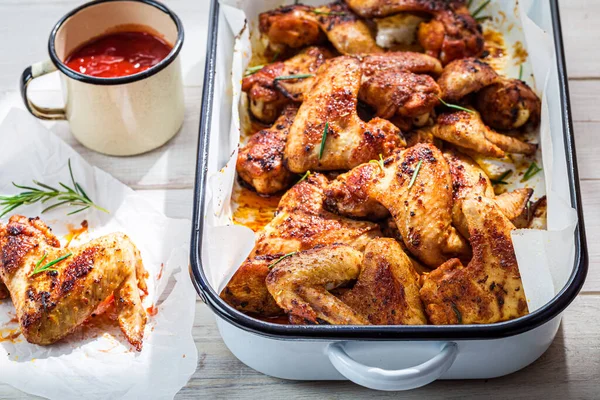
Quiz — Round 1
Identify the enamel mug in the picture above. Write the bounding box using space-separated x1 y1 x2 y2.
20 0 185 156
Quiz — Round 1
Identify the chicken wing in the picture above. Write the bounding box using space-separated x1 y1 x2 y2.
444 148 533 238
344 0 462 18
220 173 382 316
359 70 441 120
242 47 332 123
426 110 537 158
259 2 382 55
360 51 443 78
476 78 541 130
236 105 297 194
0 215 147 350
341 238 427 324
325 143 470 267
420 196 529 324
437 58 499 101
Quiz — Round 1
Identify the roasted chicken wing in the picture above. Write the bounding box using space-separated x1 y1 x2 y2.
325 143 470 267
260 2 382 55
360 51 443 78
0 215 147 350
476 78 541 131
438 57 499 101
237 105 297 194
241 47 332 123
420 197 529 324
284 56 402 173
220 173 381 316
426 110 537 158
344 0 463 18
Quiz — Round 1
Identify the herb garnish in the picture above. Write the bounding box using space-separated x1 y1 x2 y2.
369 154 385 172
437 97 475 114
319 122 329 159
274 74 314 81
475 15 490 23
0 159 108 218
312 10 347 16
298 170 311 183
408 160 423 189
30 252 72 277
268 252 297 269
451 303 463 324
244 65 264 76
518 64 523 80
491 169 513 185
271 51 281 63
521 161 542 182
471 0 491 18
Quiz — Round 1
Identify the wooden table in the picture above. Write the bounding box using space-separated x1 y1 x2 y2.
0 1 598 398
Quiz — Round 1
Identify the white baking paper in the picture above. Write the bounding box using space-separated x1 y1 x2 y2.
202 0 579 314
0 109 197 399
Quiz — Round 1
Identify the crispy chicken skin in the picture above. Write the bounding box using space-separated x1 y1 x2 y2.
284 56 402 173
426 110 537 158
438 58 499 101
220 174 382 316
360 51 443 78
241 47 332 123
341 238 427 324
325 143 470 267
237 106 297 194
476 78 542 130
420 197 529 324
0 216 147 350
444 148 533 238
344 0 463 18
259 2 383 55
359 70 441 119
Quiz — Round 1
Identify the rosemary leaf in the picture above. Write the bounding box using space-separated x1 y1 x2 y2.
271 51 281 63
451 303 463 324
274 74 314 81
521 161 542 182
518 64 524 80
491 169 513 185
30 252 72 277
268 252 297 269
437 97 475 114
369 154 385 172
472 0 491 18
319 122 329 160
298 171 311 183
408 160 423 189
244 65 265 76
475 15 490 23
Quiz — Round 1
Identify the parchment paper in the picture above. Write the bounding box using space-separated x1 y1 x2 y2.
0 109 197 399
203 0 579 314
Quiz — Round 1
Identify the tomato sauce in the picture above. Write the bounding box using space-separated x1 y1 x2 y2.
64 31 172 78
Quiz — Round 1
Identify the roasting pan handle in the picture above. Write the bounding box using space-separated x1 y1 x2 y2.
326 341 458 391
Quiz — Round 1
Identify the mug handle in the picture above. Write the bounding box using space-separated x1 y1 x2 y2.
20 59 66 120
326 341 458 391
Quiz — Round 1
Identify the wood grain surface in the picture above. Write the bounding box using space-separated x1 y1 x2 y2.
0 0 598 398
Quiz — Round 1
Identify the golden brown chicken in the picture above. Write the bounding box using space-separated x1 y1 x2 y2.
344 0 463 18
265 238 426 325
259 2 382 55
425 110 537 158
220 173 381 316
360 51 443 78
420 196 529 324
443 148 533 238
284 56 402 173
325 143 470 268
241 47 332 123
0 215 147 350
236 105 297 195
437 57 499 101
476 78 541 131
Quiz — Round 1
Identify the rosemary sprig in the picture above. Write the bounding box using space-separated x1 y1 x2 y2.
521 161 542 182
369 154 385 172
298 170 311 183
29 252 72 277
274 74 314 81
491 169 513 185
475 15 490 23
518 64 524 80
271 51 281 63
312 10 347 16
0 159 109 218
244 65 265 76
437 97 475 114
268 252 297 269
319 122 329 159
471 0 491 18
451 303 463 324
408 160 423 189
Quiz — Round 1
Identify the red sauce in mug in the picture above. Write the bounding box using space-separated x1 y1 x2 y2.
64 31 172 78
